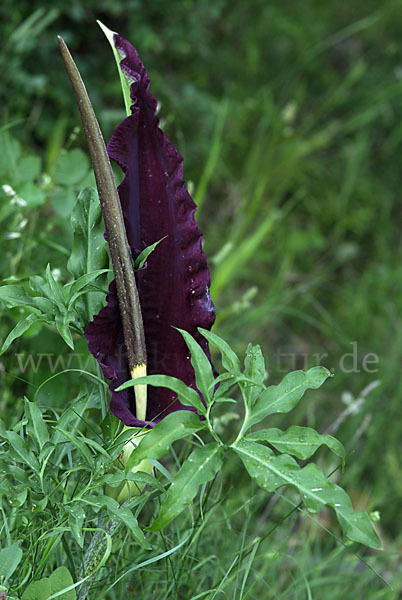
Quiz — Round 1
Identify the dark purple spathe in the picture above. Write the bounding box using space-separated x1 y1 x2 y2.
85 35 215 427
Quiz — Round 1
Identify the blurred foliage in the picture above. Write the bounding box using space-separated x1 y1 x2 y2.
1 0 402 596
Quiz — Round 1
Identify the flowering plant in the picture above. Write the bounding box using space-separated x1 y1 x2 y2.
0 23 381 600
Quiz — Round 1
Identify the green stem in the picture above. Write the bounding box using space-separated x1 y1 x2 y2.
77 511 119 600
232 391 250 445
205 405 222 445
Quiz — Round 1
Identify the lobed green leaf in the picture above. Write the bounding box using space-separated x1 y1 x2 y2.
245 367 331 430
232 439 381 549
246 425 345 466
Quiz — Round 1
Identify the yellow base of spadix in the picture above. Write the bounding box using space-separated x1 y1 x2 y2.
130 362 147 421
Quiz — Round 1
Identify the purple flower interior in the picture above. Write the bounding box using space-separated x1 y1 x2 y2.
85 35 215 427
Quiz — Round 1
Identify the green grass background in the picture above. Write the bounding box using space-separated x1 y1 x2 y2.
1 0 402 597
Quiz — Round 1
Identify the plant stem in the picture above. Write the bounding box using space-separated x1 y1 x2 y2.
205 405 222 445
232 392 250 445
77 512 119 600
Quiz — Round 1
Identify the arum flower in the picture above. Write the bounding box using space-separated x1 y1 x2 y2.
59 32 215 429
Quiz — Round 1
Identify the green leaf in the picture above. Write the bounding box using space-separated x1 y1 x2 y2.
54 148 89 185
0 282 56 317
99 471 125 488
0 284 31 306
198 327 241 373
51 397 89 443
245 367 331 430
246 426 345 466
55 428 94 468
49 566 76 600
1 313 43 354
150 443 224 530
242 343 266 406
213 372 265 399
24 398 49 452
0 133 21 175
80 495 150 549
68 504 86 548
15 155 41 183
79 436 111 459
232 439 381 549
6 431 39 471
79 494 118 512
0 284 46 311
0 543 23 581
101 470 164 493
51 397 92 466
125 411 206 470
134 236 167 270
67 188 107 278
51 187 77 218
45 264 65 307
212 373 241 400
106 427 139 462
336 509 382 551
29 275 50 297
107 504 150 549
117 374 205 415
18 181 46 207
55 313 74 349
177 328 215 404
21 578 51 600
3 463 29 485
66 269 110 307
67 187 109 319
125 470 165 492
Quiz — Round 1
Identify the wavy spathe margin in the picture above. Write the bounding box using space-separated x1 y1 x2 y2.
85 35 215 427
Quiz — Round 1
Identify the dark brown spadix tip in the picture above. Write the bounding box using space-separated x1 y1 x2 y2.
57 35 147 420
